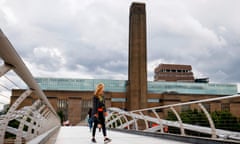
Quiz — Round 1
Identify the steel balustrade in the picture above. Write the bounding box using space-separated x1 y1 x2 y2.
0 29 60 144
106 94 240 142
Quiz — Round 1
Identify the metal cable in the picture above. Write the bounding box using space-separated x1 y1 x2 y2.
0 83 10 91
3 75 20 89
0 93 9 99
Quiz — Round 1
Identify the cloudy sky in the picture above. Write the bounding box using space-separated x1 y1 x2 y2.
1 0 240 107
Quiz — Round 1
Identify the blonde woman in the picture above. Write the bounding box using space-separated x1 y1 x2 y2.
91 83 111 143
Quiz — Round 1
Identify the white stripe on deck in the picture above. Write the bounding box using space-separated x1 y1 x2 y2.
55 126 191 144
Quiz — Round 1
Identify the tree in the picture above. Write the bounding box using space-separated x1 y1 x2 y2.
166 109 240 134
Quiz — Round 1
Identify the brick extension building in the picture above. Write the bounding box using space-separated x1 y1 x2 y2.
154 64 194 82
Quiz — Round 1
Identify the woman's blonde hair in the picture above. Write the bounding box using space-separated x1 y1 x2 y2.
94 83 104 96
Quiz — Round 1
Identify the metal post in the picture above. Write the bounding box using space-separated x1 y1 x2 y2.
198 103 216 138
170 106 185 136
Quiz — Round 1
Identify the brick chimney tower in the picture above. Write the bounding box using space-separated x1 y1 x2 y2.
127 2 147 110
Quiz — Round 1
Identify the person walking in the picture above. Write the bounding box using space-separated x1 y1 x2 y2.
88 108 93 132
91 83 111 143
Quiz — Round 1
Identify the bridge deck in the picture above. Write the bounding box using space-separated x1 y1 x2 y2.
54 126 191 144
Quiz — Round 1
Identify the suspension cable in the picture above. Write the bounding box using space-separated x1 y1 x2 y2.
3 75 20 89
0 83 11 91
0 93 9 99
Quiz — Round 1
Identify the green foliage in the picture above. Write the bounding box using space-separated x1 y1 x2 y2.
8 119 20 128
211 111 240 131
166 109 240 132
181 109 209 126
166 111 177 121
5 120 19 138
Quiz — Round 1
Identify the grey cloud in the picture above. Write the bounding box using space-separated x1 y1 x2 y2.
1 0 240 83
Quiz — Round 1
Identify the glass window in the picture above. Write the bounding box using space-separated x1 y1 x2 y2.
111 98 126 102
221 103 230 111
147 98 159 103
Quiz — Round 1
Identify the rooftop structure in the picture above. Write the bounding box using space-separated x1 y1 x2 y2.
154 64 195 82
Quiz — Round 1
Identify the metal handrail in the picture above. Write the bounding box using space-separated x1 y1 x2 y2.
0 29 60 144
106 94 240 141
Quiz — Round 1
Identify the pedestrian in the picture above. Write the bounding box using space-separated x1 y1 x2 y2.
91 83 111 143
88 108 93 132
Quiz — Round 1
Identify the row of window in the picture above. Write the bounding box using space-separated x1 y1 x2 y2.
154 74 194 78
156 69 192 73
36 78 127 92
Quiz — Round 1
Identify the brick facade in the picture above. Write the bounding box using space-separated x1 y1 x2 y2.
127 2 147 110
154 64 195 82
11 89 240 125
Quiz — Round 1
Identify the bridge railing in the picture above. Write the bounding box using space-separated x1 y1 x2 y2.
106 94 240 142
0 29 60 144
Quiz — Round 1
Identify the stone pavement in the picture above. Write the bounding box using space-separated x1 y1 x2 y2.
54 126 191 144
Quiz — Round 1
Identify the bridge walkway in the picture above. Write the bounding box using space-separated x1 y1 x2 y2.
52 126 190 144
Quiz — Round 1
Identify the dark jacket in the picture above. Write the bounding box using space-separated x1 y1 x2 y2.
92 95 106 117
